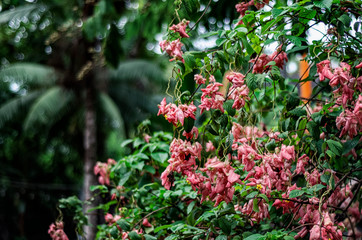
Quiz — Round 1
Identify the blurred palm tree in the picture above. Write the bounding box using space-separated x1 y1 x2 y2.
0 0 172 238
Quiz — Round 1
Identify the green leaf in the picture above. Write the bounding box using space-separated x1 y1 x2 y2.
144 234 157 240
297 118 307 138
216 235 228 240
116 219 131 231
144 165 156 174
307 121 320 140
90 185 108 193
342 137 360 155
253 198 259 212
284 236 295 240
154 225 172 233
285 36 306 47
313 0 333 10
217 217 231 235
266 139 276 151
187 201 196 214
128 231 142 240
258 194 269 203
289 107 307 117
310 184 326 192
118 171 131 186
289 189 304 198
183 52 197 74
246 191 258 200
326 139 343 156
286 46 308 54
151 152 169 163
244 234 263 240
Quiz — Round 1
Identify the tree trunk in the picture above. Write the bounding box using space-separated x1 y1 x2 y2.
83 83 97 240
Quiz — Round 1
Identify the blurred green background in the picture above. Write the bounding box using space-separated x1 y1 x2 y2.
0 0 240 239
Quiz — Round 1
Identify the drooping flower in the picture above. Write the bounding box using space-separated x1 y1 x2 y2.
159 39 184 62
169 19 190 38
250 54 271 73
316 60 334 81
194 74 206 85
94 159 117 185
48 221 69 240
199 80 225 114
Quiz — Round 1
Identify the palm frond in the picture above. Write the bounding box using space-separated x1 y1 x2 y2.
0 63 57 89
111 59 165 84
23 87 74 132
99 92 126 138
0 4 41 24
0 90 43 129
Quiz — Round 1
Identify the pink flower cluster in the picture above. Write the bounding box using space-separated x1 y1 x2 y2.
235 0 270 24
160 39 185 63
160 19 190 62
243 145 295 196
161 138 202 189
157 98 197 126
250 49 288 74
194 74 206 85
160 138 241 206
48 221 69 240
317 60 362 107
226 71 250 109
94 158 116 186
169 19 190 38
199 75 225 114
335 95 362 139
316 60 362 138
199 157 242 206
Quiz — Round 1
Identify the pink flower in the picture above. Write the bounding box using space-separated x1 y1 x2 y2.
295 154 309 175
356 62 362 68
94 159 116 185
183 126 199 139
142 218 152 228
159 39 184 62
143 134 151 143
194 74 206 85
157 98 197 127
226 71 245 87
270 50 288 69
316 60 334 81
169 19 190 38
336 110 358 138
250 54 271 73
199 81 225 114
48 221 69 240
206 141 215 152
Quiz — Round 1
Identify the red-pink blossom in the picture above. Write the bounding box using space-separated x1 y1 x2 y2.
356 62 362 68
157 98 197 127
142 218 152 228
194 74 206 85
160 39 184 62
316 60 334 81
228 85 250 110
48 221 69 240
206 141 215 152
270 50 288 69
226 71 245 87
183 126 199 139
94 159 116 185
250 54 271 73
336 110 358 138
199 81 225 114
169 19 190 38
